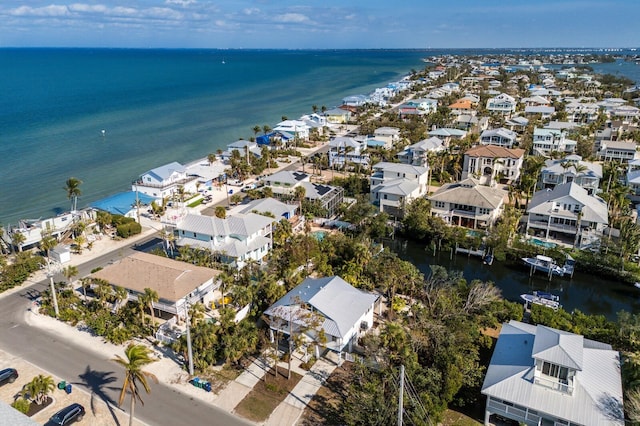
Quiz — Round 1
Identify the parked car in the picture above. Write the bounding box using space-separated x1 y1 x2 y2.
242 183 257 192
49 403 85 425
0 368 18 385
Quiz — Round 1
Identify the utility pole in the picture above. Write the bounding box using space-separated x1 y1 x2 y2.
398 364 404 426
184 302 194 375
48 265 60 318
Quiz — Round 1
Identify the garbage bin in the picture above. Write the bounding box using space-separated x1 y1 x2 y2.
65 384 72 394
203 382 211 392
192 377 201 388
58 381 66 390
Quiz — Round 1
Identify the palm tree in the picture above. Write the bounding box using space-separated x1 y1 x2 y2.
11 232 26 252
207 153 217 165
252 125 261 138
113 344 158 426
188 302 206 327
22 374 56 406
293 185 306 216
64 177 83 212
142 288 159 330
41 230 59 317
62 265 78 288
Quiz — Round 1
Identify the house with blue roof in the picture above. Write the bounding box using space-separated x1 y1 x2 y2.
264 275 379 356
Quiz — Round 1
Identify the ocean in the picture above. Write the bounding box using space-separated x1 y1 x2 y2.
0 48 427 225
1 48 639 226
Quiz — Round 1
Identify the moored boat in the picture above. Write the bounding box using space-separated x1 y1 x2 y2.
522 255 565 277
521 291 561 310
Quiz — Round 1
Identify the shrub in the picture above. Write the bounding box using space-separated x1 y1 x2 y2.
11 398 31 414
116 221 142 238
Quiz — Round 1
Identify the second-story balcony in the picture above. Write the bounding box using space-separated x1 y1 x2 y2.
132 175 197 190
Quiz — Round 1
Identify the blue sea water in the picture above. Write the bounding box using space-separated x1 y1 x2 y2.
1 48 639 225
0 48 427 225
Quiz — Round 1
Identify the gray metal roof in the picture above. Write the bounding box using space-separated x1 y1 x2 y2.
532 326 583 370
527 182 608 225
264 276 378 338
482 321 624 426
146 161 185 181
178 212 273 239
239 197 296 219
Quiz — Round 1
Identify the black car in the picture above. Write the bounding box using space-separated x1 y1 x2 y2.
49 403 85 425
0 368 18 385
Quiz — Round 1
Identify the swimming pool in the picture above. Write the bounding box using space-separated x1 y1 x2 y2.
529 238 557 249
312 231 327 241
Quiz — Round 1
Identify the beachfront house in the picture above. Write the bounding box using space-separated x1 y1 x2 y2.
133 161 198 200
397 137 445 167
428 178 507 229
323 107 351 124
479 127 518 148
220 140 262 163
462 145 525 184
4 210 94 252
90 251 221 316
526 182 608 248
263 170 344 217
538 155 602 195
273 120 310 141
328 137 369 169
264 276 379 356
174 212 274 269
482 320 624 426
369 162 429 218
485 93 517 115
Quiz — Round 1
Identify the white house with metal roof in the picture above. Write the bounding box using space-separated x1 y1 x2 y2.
532 128 576 156
263 170 344 217
538 155 602 195
264 276 379 355
133 161 199 199
273 120 310 141
526 182 608 248
174 212 274 269
397 136 445 167
482 320 624 426
480 127 518 148
485 93 517 115
369 162 429 218
328 137 369 168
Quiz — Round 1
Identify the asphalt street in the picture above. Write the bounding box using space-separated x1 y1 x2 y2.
0 239 251 426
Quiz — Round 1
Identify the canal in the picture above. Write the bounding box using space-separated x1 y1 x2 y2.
389 239 640 321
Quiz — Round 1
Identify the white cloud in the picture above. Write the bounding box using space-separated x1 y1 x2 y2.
165 0 197 6
68 4 107 13
243 8 260 16
9 5 69 17
275 13 308 23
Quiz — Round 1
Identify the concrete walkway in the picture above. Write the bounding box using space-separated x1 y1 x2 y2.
265 354 339 426
214 356 270 411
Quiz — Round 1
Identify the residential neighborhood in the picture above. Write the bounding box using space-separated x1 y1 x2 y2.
2 50 640 426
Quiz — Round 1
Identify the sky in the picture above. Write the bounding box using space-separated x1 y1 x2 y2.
1 0 639 49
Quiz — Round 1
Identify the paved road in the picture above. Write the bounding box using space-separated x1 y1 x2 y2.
0 239 251 426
